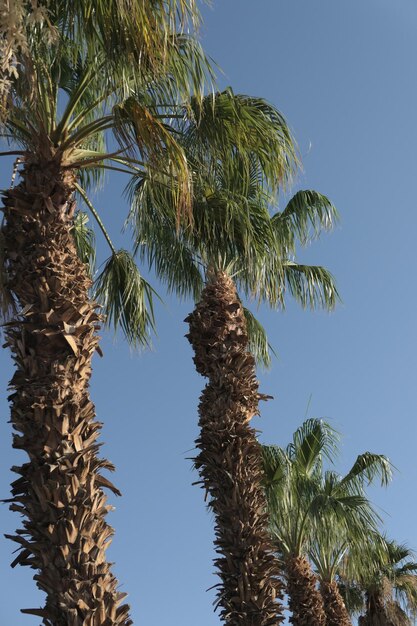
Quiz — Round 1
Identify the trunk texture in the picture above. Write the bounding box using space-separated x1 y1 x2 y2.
185 270 283 626
358 592 406 626
320 580 352 626
1 158 131 626
285 555 326 626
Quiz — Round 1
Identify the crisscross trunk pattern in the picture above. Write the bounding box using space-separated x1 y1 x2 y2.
186 270 283 626
1 158 131 626
320 580 352 626
285 555 326 626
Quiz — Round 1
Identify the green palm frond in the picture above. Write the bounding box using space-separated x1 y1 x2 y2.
182 89 299 192
243 307 276 369
283 262 339 310
94 250 158 347
287 418 340 474
262 445 290 485
113 96 191 216
338 580 366 616
129 177 204 300
273 190 339 250
340 452 393 489
151 34 216 105
71 211 96 276
263 420 390 568
340 536 417 622
46 1 202 92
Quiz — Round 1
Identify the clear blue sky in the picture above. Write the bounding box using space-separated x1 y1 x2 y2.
1 1 417 624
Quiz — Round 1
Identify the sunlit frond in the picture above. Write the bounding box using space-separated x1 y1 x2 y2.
283 262 339 310
182 89 299 193
113 96 191 217
262 420 390 569
340 452 393 489
94 249 157 347
273 190 339 250
287 418 340 474
47 0 202 94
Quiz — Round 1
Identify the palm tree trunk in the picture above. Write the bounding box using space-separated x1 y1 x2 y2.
285 555 326 626
1 158 131 626
320 580 352 626
358 592 399 626
185 270 283 626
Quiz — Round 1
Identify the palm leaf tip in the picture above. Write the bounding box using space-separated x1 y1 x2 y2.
94 249 158 348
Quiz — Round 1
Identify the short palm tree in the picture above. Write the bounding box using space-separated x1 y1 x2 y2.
263 420 392 626
309 484 390 626
131 98 340 623
340 537 417 626
308 520 355 626
0 3 217 624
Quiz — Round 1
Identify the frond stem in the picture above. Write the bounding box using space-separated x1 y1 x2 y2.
61 116 114 151
54 63 104 142
75 184 117 256
0 151 26 157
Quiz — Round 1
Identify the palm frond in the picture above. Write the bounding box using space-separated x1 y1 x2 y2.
94 249 157 347
283 262 339 310
47 0 202 95
128 177 204 300
274 190 339 249
182 89 299 193
340 452 393 489
113 96 191 217
262 445 291 487
243 307 276 369
71 211 96 276
287 418 340 472
338 580 365 616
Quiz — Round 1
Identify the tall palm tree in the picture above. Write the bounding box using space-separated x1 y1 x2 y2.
0 3 215 624
131 103 340 623
340 537 417 626
262 420 392 626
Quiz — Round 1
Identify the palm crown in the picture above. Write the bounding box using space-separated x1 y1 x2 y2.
263 419 392 560
340 536 417 625
1 0 216 344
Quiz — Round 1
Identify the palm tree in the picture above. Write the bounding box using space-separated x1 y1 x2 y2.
309 472 391 626
262 420 392 626
0 3 215 624
340 537 417 626
131 99 340 623
309 520 354 626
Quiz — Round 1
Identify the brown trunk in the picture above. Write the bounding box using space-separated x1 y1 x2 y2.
320 580 352 626
358 591 404 626
185 270 283 626
285 555 326 626
1 157 131 626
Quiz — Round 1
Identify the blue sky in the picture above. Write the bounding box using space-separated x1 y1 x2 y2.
1 1 417 624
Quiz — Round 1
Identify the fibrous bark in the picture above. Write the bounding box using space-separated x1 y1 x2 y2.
358 591 407 626
185 270 283 626
285 555 326 626
1 157 131 626
320 580 352 626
